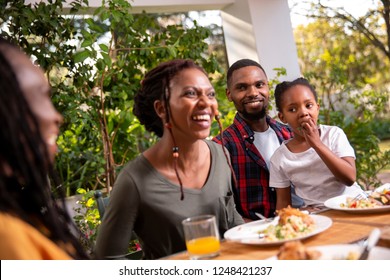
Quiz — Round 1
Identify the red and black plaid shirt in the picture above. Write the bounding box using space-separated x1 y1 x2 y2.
213 114 292 219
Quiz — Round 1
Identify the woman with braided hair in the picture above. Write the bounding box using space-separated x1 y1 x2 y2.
95 59 243 260
0 37 89 259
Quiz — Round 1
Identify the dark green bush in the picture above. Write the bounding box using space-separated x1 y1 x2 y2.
370 118 390 140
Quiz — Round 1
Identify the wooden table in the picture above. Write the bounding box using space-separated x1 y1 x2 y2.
163 209 390 260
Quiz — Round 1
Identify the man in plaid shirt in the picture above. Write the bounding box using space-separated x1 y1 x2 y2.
213 59 303 220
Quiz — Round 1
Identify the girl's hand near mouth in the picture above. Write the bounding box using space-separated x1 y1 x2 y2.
300 118 321 149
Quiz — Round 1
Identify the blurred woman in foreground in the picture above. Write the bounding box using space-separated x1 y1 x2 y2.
0 37 88 259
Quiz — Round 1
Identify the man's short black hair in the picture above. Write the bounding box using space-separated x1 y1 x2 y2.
227 59 267 88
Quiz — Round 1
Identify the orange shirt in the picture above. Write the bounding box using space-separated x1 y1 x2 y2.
0 212 72 260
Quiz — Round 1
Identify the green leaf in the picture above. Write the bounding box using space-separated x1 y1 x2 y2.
167 45 177 57
81 39 93 48
102 52 112 67
99 43 109 52
74 50 90 63
86 198 95 207
77 188 87 194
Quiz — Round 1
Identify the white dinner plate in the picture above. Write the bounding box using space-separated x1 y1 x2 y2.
324 184 390 214
224 215 332 246
267 244 390 260
375 183 390 192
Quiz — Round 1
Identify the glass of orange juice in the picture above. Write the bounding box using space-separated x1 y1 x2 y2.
182 215 220 260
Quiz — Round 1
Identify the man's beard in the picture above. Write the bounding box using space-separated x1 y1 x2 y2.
239 107 267 121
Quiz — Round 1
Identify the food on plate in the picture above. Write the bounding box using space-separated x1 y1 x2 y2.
259 206 315 241
340 188 390 209
277 241 321 260
343 251 360 260
370 188 390 205
278 206 313 225
340 197 382 209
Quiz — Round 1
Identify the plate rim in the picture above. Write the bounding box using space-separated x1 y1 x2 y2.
324 194 390 213
224 215 332 246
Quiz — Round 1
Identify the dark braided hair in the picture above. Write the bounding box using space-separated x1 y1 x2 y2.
274 77 318 112
226 59 267 89
0 38 89 259
134 59 207 137
134 59 208 200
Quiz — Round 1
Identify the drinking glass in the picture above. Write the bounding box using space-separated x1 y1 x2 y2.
182 215 220 260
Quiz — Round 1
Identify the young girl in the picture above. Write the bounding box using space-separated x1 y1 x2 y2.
269 78 363 210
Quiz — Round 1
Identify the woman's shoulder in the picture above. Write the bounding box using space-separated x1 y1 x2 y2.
119 154 151 175
205 139 227 152
205 139 230 162
113 153 164 196
0 213 72 259
0 212 34 236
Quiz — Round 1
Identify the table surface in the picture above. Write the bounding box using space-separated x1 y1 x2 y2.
163 209 390 260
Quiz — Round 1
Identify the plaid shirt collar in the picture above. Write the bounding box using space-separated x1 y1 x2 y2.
232 113 291 143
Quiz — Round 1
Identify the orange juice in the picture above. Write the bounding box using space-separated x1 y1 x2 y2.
186 236 220 255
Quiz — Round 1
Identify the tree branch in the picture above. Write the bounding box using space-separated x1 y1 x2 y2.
303 0 390 60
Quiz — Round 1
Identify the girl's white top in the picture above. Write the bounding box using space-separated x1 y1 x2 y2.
270 124 364 206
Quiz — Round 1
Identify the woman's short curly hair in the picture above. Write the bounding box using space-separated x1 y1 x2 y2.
133 59 207 137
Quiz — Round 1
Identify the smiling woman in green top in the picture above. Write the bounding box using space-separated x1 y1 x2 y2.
95 59 244 260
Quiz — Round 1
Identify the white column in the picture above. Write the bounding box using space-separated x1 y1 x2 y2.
221 0 300 80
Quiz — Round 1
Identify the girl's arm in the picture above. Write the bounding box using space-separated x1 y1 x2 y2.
276 187 292 210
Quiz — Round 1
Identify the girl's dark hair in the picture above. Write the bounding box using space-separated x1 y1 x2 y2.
133 59 207 137
0 37 88 259
274 77 318 112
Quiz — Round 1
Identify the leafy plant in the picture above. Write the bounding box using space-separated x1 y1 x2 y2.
370 118 390 140
1 0 224 197
72 189 100 255
1 0 227 254
320 110 390 190
73 189 141 255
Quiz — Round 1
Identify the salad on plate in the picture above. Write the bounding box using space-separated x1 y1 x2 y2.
340 187 390 209
223 206 333 245
260 207 315 242
324 183 390 213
